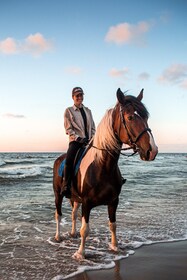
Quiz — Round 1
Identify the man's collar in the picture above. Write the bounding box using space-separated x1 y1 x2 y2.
73 104 83 110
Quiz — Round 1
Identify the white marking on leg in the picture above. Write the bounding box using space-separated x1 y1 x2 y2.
73 217 89 259
109 222 118 251
55 210 61 241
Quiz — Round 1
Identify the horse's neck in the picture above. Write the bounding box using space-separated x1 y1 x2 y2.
102 151 121 171
88 107 122 165
87 140 121 169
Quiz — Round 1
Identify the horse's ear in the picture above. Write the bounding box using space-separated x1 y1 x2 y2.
117 88 125 104
137 89 144 101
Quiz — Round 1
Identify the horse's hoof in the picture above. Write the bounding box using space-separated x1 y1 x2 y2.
69 232 79 238
73 251 85 260
109 243 118 252
54 236 63 243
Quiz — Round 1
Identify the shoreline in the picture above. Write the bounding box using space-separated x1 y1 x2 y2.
69 240 187 280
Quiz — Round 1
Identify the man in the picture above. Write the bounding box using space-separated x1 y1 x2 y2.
61 87 95 198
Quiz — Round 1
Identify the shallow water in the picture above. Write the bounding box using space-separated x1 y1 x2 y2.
0 152 186 279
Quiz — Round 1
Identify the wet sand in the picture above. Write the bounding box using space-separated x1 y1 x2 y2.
69 241 187 280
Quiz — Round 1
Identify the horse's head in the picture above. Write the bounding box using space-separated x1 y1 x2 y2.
115 88 158 161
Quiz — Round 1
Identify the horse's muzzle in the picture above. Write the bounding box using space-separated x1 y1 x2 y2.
140 145 158 161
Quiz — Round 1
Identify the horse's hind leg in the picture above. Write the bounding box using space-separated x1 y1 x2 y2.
108 198 119 251
54 191 63 242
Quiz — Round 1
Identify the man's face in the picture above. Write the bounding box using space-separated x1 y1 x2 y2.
73 93 84 107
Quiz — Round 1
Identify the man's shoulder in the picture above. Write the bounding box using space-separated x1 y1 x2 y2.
65 106 76 112
83 105 91 112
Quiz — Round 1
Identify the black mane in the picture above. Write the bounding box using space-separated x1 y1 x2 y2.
124 95 149 119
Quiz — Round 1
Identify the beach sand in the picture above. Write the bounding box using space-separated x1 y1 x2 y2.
69 241 187 280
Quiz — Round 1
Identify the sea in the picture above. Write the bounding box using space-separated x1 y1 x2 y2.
0 152 186 280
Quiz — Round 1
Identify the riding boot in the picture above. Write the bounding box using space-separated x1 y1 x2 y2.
61 164 72 198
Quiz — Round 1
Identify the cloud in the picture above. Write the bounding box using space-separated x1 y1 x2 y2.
65 66 82 75
23 33 53 56
0 37 18 54
138 72 150 80
2 113 26 119
180 79 187 89
109 67 130 78
0 33 53 56
105 21 152 45
158 64 187 85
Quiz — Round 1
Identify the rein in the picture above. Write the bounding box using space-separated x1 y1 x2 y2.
89 143 137 157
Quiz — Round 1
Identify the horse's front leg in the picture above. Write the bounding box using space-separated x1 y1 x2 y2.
73 203 90 259
108 198 119 251
70 201 81 237
54 190 63 242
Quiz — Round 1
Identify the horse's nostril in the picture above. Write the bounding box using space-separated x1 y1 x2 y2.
146 145 152 160
147 150 150 160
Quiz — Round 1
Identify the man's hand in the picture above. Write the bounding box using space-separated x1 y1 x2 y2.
76 137 89 144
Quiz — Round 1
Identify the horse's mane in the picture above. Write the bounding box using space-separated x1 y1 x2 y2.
123 95 149 119
92 108 121 162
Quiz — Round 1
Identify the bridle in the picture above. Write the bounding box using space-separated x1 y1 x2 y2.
118 105 152 155
89 104 152 157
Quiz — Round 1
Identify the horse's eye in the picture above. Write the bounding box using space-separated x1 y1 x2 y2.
128 115 133 121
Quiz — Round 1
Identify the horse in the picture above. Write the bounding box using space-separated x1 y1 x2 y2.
53 88 158 259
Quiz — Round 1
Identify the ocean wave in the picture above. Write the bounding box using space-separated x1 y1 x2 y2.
52 261 116 280
5 159 36 165
0 161 6 167
0 165 43 179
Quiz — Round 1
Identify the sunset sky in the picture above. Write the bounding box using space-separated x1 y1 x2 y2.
0 0 187 153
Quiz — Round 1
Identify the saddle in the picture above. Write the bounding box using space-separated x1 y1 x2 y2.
58 147 87 177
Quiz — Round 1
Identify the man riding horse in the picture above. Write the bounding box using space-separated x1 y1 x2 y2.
61 87 95 198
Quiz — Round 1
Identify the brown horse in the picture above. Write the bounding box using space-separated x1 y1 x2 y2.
53 88 158 259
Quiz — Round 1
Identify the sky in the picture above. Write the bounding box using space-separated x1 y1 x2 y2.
0 0 187 153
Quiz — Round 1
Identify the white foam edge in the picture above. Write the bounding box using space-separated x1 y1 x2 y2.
150 237 187 245
51 261 116 280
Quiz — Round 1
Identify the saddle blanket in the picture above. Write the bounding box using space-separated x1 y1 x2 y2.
58 148 86 177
